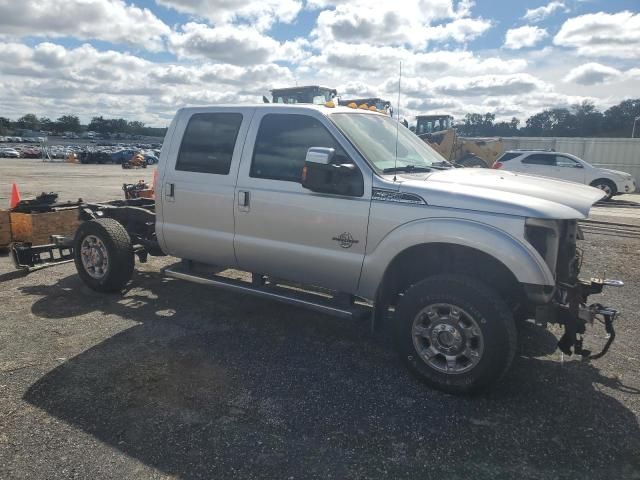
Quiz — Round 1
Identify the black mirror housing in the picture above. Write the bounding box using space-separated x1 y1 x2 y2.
302 148 364 197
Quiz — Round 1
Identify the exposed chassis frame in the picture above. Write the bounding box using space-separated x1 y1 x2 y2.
11 198 163 270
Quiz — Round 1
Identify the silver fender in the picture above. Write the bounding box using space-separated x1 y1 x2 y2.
357 217 554 300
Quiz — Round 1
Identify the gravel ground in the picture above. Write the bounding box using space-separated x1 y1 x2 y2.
1 160 639 479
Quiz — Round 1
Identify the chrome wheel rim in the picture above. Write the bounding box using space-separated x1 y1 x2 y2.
80 235 109 279
412 303 484 375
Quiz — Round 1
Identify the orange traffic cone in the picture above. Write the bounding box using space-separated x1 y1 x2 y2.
9 182 21 209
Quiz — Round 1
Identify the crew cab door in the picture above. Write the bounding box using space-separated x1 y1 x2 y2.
233 110 372 293
158 107 253 266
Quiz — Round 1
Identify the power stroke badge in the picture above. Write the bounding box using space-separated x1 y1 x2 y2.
332 232 359 249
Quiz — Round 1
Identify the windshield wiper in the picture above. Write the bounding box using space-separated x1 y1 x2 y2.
429 161 452 169
383 165 432 174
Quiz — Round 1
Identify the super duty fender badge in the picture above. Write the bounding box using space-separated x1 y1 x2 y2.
332 232 359 249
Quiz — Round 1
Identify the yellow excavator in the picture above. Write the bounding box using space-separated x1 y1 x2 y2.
415 114 504 168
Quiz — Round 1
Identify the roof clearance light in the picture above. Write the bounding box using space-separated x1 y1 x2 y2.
358 104 369 110
347 102 358 109
324 100 335 108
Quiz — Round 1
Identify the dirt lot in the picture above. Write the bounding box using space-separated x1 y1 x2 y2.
1 159 639 479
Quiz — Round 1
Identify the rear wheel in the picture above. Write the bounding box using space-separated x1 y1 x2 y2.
74 218 134 292
590 178 616 200
394 274 517 394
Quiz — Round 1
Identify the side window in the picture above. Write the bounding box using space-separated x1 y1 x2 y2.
555 155 578 167
498 152 521 162
522 154 555 166
176 113 243 174
251 114 346 182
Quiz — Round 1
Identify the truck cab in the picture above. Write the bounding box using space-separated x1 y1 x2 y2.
39 104 621 394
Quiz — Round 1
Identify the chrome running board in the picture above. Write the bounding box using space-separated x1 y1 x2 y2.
162 265 370 320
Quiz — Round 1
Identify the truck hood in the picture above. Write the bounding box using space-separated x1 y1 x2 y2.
394 168 605 219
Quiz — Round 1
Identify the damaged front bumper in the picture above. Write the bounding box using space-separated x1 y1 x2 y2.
536 278 623 359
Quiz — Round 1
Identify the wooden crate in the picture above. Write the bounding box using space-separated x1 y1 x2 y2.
0 209 10 246
10 208 81 245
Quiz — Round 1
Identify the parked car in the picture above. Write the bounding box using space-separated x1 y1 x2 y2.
110 149 138 164
20 147 42 158
143 153 158 165
78 150 114 164
493 150 636 200
11 104 622 394
0 147 20 158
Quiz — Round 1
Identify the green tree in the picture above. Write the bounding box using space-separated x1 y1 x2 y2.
602 99 640 137
460 112 496 136
88 116 108 134
0 117 11 135
16 113 40 130
55 115 81 133
39 117 54 132
571 101 603 137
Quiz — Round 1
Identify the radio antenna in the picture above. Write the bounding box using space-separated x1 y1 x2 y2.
393 61 402 182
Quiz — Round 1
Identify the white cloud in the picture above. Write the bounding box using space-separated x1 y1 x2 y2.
432 73 547 97
554 11 640 59
155 0 302 30
0 0 170 51
0 41 293 124
504 25 548 49
168 23 310 65
563 62 622 85
523 2 567 23
312 0 491 48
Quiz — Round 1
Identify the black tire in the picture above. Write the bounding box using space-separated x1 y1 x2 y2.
74 218 134 293
457 155 488 168
394 274 517 394
590 178 616 200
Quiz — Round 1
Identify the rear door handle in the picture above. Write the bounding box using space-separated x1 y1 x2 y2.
238 190 250 212
165 182 175 202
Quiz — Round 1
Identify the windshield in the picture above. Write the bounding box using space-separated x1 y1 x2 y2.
330 112 447 172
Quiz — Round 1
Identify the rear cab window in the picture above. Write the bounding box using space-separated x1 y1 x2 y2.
176 113 243 175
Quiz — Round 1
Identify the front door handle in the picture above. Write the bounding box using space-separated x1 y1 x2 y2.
238 190 250 212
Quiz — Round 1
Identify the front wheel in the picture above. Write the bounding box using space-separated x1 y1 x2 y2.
590 179 616 201
394 274 517 394
74 218 134 292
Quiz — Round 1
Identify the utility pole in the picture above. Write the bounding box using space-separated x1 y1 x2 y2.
633 116 640 138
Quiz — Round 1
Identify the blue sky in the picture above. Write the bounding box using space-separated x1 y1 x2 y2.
0 1 638 126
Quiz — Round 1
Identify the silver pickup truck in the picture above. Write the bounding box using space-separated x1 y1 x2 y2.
12 104 622 394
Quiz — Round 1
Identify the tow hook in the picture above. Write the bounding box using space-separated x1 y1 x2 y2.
555 278 623 359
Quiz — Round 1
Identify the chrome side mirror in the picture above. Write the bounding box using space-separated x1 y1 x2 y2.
305 147 335 165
